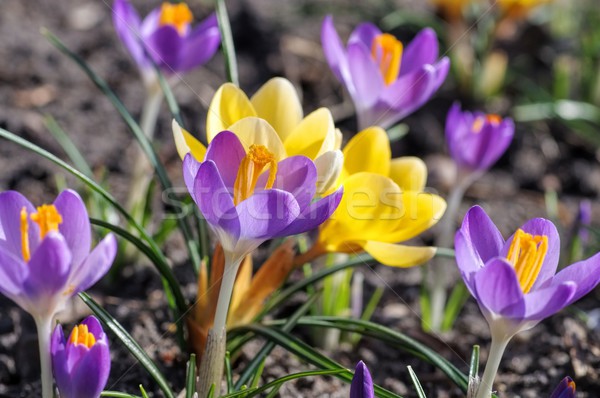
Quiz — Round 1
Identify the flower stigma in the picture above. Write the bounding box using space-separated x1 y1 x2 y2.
371 33 403 85
159 2 193 35
68 324 97 348
233 145 277 205
472 114 502 133
506 228 548 293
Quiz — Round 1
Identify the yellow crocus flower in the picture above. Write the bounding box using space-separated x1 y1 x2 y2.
298 127 446 268
429 0 473 21
497 0 551 18
173 77 343 194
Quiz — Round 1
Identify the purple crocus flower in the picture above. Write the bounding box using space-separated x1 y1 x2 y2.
51 316 111 398
322 16 450 130
550 377 576 398
446 103 514 172
350 361 374 398
183 130 343 265
112 0 220 81
0 190 117 320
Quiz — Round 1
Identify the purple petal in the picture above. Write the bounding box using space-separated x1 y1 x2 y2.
257 156 317 209
53 190 91 268
51 325 73 398
400 28 439 76
236 189 300 240
502 218 560 290
455 206 505 286
350 361 374 398
69 234 117 294
23 233 71 301
550 377 576 398
0 191 40 259
348 22 381 49
476 118 514 170
0 246 26 298
551 251 600 304
69 342 111 398
145 25 183 72
321 16 349 84
183 153 202 195
432 57 450 92
204 131 246 192
178 13 221 71
516 282 576 321
347 42 385 108
274 186 343 237
473 258 524 318
112 0 148 68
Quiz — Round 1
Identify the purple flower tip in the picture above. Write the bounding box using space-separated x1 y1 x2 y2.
350 361 374 398
550 376 576 398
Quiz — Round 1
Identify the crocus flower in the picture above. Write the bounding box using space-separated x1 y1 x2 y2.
497 0 552 19
322 16 450 130
0 189 117 320
173 77 343 194
297 126 446 268
456 206 600 398
430 0 473 21
51 316 111 398
350 361 374 398
445 103 514 173
112 0 220 83
550 377 576 398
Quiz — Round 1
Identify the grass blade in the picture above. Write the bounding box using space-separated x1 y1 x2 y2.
407 366 427 398
186 354 197 398
215 0 239 85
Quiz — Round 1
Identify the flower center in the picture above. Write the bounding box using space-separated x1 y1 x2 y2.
159 2 193 35
233 145 277 205
68 324 97 348
371 33 403 86
472 114 502 133
20 204 63 262
506 228 548 293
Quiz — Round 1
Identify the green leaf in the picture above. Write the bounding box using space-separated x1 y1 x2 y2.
407 366 427 398
79 292 176 398
139 386 149 398
186 354 197 398
441 282 470 332
44 115 94 178
101 393 142 398
215 0 239 85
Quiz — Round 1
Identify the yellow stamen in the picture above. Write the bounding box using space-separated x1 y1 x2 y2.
30 204 62 239
159 2 193 35
371 33 403 85
472 114 502 133
68 324 97 348
20 207 30 262
568 380 576 391
506 228 548 293
233 145 277 205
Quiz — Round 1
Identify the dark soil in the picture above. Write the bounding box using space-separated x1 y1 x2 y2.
0 0 599 397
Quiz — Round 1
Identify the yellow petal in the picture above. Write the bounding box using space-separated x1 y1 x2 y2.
228 255 252 324
340 127 391 181
172 119 207 161
250 77 303 142
284 108 336 159
384 191 447 242
360 241 437 267
206 83 257 142
314 150 343 195
228 117 287 161
389 157 427 191
334 128 343 151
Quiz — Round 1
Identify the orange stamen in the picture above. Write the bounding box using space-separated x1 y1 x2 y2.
472 114 502 133
20 207 30 262
30 204 62 239
371 33 403 85
159 2 193 35
506 228 548 293
68 324 97 348
233 145 277 205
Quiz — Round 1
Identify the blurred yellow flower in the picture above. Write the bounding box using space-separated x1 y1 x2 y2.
430 0 473 21
498 0 552 18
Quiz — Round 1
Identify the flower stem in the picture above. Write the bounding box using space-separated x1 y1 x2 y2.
475 336 510 398
197 257 242 397
35 316 54 398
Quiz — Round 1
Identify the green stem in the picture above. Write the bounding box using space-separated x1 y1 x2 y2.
215 0 239 86
35 316 54 398
475 336 510 398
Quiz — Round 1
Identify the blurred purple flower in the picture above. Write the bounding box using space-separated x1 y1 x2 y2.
0 190 117 320
322 16 450 130
183 130 343 264
112 0 220 80
51 316 111 398
455 205 600 335
577 200 592 245
350 361 374 398
446 103 514 172
550 377 576 398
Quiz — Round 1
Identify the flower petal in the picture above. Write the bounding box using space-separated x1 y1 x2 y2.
347 42 385 108
551 251 600 303
250 77 303 142
228 117 287 161
172 119 207 161
0 191 39 259
517 282 576 321
69 234 117 293
53 190 91 267
341 126 390 179
236 189 300 240
204 130 246 192
389 157 427 191
348 22 381 49
350 361 374 398
473 258 524 318
321 16 350 85
361 241 437 268
24 233 71 303
178 13 221 72
256 156 317 209
284 108 336 159
206 83 256 141
0 246 26 298
145 25 183 71
314 150 343 195
183 153 202 196
400 28 439 76
51 325 73 398
69 342 111 398
112 0 148 68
